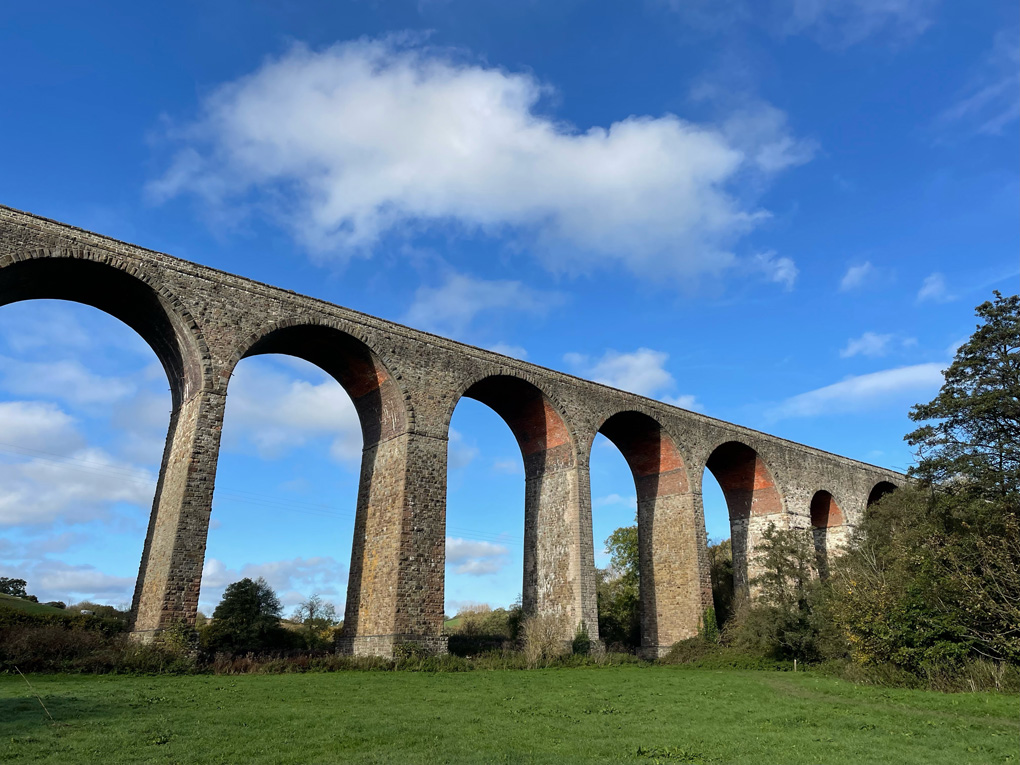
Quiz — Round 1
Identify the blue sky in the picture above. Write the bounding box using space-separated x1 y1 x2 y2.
1 1 1016 616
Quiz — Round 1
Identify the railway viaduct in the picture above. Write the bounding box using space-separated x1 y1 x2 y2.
0 205 903 658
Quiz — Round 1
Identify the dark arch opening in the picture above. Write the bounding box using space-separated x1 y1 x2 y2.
704 441 783 598
867 481 897 507
809 490 844 578
453 375 579 633
0 257 202 408
597 411 701 652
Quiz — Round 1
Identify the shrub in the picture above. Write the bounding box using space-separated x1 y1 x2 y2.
571 622 592 656
520 613 568 667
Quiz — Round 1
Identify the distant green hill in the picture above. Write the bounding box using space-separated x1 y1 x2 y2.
0 593 71 618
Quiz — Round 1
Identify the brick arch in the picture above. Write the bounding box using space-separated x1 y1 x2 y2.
229 317 413 447
867 480 898 507
446 372 577 470
810 490 844 529
596 410 689 498
0 247 211 406
703 440 785 594
809 490 846 579
704 440 785 520
595 411 708 653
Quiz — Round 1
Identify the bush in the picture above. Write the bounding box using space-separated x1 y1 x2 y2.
660 637 793 671
521 613 569 667
571 622 592 656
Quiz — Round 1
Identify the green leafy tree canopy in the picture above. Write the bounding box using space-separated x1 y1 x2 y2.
0 577 28 598
907 291 1020 499
212 577 282 631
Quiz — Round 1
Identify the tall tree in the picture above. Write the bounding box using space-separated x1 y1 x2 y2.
204 577 293 653
906 291 1020 500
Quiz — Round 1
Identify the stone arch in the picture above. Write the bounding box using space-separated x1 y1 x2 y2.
809 490 845 578
447 373 587 632
230 318 412 448
703 440 785 594
867 480 897 507
595 410 707 654
0 247 210 405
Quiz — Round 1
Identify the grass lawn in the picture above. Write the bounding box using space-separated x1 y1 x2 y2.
1 667 1016 764
0 595 69 618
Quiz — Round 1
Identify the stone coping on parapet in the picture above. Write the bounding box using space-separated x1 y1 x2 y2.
0 203 907 481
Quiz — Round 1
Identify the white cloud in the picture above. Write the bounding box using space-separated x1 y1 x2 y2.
917 272 954 303
935 30 1020 138
0 446 155 526
752 250 798 291
767 362 944 419
151 37 811 282
223 358 362 465
488 343 528 360
566 348 673 397
0 559 136 606
0 401 84 454
200 555 347 610
445 537 510 576
0 356 135 407
840 331 894 358
839 261 875 291
405 273 562 336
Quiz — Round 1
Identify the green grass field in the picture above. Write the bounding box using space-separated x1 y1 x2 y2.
1 667 1016 764
0 594 70 618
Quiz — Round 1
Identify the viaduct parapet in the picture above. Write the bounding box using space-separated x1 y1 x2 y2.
0 206 903 657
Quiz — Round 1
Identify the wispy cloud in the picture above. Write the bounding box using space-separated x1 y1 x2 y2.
934 30 1020 138
776 0 936 48
661 0 936 48
767 362 944 420
917 272 954 303
405 273 563 337
752 250 798 291
839 261 875 292
840 331 893 358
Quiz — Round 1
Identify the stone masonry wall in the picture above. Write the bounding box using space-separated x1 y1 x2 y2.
0 205 905 656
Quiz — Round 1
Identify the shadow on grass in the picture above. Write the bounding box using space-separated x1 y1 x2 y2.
0 693 125 727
